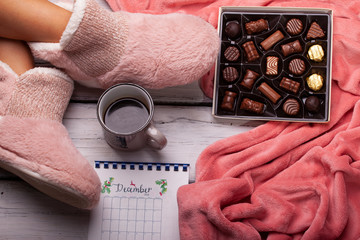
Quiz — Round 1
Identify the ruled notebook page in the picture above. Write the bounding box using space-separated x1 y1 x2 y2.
88 162 190 240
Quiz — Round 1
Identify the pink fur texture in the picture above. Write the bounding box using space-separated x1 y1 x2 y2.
7 68 74 122
178 84 360 239
0 65 101 209
0 62 16 115
99 11 220 89
104 0 360 239
29 0 220 89
0 117 100 209
29 44 101 89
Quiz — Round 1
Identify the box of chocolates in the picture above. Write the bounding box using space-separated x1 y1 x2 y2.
212 7 333 122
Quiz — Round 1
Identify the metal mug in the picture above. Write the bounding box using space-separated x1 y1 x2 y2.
97 83 167 150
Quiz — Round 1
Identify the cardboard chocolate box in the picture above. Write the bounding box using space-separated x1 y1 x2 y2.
212 7 333 122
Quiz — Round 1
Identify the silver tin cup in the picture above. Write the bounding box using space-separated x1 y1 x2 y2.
97 83 167 150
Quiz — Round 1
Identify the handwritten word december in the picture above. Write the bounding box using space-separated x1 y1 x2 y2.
113 184 152 194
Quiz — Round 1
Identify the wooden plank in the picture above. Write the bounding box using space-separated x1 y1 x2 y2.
0 180 89 240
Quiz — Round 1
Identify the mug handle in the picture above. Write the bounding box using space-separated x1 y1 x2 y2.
146 123 167 150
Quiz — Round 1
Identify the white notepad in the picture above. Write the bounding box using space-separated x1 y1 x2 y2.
88 162 189 240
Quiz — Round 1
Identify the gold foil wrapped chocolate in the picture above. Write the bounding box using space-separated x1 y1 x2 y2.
308 44 324 62
306 73 324 91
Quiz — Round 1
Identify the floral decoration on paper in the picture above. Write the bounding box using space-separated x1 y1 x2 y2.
101 177 114 194
156 179 167 196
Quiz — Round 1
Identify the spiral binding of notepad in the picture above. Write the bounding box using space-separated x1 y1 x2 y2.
95 161 189 172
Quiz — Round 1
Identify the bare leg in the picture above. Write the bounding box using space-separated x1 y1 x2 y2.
0 0 71 42
0 38 34 75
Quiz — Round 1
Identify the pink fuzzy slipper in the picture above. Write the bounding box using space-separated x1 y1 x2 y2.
28 0 220 89
0 62 100 209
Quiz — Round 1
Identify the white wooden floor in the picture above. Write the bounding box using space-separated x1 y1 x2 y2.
0 81 264 239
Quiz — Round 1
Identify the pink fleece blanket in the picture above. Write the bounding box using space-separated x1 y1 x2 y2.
106 0 360 239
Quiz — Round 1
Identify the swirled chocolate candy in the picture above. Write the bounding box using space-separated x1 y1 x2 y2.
223 66 239 82
258 82 281 103
283 98 300 116
224 46 240 62
266 56 279 75
306 22 325 40
286 18 303 35
240 69 259 89
245 19 269 35
260 30 285 51
305 96 321 113
307 44 324 62
281 40 302 57
306 73 324 91
225 21 241 39
221 91 238 111
288 58 306 75
240 98 264 114
280 77 300 94
242 41 260 62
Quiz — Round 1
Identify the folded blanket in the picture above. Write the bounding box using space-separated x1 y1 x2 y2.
105 0 360 239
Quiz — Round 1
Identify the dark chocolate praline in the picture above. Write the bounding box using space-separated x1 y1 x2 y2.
222 66 239 82
224 46 240 62
225 21 241 39
305 96 321 113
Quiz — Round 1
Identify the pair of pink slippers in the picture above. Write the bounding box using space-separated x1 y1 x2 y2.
0 63 100 209
0 0 219 209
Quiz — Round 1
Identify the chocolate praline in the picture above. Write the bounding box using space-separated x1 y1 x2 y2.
307 22 325 40
245 19 269 35
221 91 238 111
289 58 306 75
286 18 303 35
222 66 239 82
306 74 324 91
224 46 240 62
305 96 320 113
242 41 259 62
281 40 302 57
240 69 259 89
240 98 264 114
283 98 300 116
225 21 241 39
308 44 324 62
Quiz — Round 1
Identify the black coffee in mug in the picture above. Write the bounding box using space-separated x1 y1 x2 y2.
104 98 149 134
97 84 166 150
